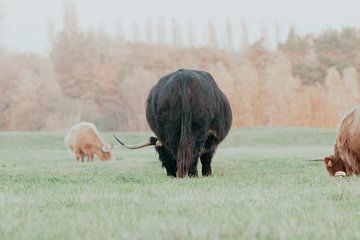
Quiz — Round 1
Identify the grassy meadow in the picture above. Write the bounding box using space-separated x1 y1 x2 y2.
1 128 360 239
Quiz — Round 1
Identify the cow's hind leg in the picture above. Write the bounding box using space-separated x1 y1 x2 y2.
200 151 214 176
188 158 199 177
200 135 218 176
156 146 177 177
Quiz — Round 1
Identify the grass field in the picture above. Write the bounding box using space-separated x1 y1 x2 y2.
1 128 360 239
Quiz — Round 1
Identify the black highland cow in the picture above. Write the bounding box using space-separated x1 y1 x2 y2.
114 69 232 178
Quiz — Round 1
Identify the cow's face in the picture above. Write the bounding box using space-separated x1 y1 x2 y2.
323 155 346 176
98 144 113 161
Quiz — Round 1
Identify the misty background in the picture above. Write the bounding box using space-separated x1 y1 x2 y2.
0 0 359 131
1 0 359 53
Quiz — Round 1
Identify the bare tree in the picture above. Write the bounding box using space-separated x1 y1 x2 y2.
187 21 195 48
171 18 182 47
132 22 140 43
241 20 249 49
156 17 166 45
47 18 55 48
275 22 281 47
260 24 272 50
0 1 4 38
63 1 78 36
145 18 153 44
225 18 233 51
115 23 126 44
207 21 218 48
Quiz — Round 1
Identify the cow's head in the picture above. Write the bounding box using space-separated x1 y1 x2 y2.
98 144 113 161
323 155 347 176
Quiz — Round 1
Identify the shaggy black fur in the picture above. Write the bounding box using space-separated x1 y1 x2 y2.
146 69 232 178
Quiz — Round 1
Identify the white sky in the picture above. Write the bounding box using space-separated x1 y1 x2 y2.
0 0 359 54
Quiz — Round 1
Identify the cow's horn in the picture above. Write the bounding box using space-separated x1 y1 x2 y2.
101 145 112 152
306 158 323 161
113 134 157 149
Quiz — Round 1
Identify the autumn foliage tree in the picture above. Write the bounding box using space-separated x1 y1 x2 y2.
1 3 360 131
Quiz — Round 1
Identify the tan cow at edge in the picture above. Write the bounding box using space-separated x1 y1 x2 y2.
324 107 360 176
65 122 112 162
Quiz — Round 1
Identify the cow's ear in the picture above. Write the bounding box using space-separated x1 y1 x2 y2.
327 160 333 167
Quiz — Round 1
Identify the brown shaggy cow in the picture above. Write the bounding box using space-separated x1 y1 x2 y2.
65 122 112 162
323 107 360 176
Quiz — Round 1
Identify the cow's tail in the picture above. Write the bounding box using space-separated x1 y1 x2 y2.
176 72 194 178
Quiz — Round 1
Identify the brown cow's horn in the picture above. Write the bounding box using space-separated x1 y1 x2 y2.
113 134 157 149
101 145 112 152
306 158 323 161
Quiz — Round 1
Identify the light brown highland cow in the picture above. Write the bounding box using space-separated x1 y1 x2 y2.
324 107 360 176
65 122 112 162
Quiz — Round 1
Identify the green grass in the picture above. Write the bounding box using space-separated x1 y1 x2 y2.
0 128 359 240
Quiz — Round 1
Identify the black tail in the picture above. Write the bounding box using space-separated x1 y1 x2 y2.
176 71 194 178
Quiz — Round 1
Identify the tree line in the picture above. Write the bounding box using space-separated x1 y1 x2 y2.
0 4 360 131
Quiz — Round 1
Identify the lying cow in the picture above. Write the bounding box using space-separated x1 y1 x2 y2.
65 122 112 162
323 107 360 176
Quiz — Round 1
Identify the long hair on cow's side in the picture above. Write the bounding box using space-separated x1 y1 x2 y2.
335 106 360 174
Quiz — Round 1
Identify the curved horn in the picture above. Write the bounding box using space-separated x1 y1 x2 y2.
113 134 156 149
306 158 323 161
101 145 112 153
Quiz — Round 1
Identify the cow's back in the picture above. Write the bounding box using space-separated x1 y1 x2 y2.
337 107 360 153
146 69 232 153
65 122 103 150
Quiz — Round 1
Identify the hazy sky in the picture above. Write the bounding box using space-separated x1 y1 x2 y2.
0 0 359 54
